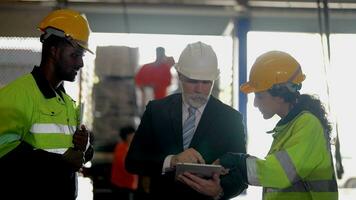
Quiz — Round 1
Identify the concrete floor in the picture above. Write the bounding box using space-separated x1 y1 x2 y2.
77 176 356 200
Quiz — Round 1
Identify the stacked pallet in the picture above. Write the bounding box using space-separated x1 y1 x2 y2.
93 46 139 147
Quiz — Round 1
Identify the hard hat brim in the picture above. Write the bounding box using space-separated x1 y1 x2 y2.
76 40 94 54
174 64 219 81
240 82 256 94
80 45 94 54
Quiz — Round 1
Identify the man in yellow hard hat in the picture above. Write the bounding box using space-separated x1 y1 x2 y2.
126 41 247 199
0 9 94 199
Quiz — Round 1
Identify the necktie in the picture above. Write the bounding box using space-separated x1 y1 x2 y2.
183 107 197 150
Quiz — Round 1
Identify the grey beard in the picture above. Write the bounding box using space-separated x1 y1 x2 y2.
186 94 208 108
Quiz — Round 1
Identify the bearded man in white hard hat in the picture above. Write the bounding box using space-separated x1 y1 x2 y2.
126 41 247 199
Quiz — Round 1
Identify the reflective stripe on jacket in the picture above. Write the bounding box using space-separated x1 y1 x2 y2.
0 73 78 157
246 111 338 200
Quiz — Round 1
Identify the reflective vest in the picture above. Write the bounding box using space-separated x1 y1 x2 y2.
0 73 78 158
246 111 338 200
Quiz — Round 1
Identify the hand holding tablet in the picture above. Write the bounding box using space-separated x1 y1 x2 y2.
175 163 223 179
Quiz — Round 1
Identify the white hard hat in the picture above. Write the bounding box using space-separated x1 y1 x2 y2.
175 41 219 81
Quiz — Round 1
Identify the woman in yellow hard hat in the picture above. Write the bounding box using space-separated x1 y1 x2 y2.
218 51 338 200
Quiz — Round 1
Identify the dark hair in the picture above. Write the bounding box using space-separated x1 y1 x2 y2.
119 125 135 141
269 85 332 138
297 94 332 136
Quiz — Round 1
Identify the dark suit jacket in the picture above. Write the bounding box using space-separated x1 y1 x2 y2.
126 93 247 199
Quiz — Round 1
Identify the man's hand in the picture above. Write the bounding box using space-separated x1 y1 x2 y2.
62 147 84 171
171 148 205 168
177 172 223 198
212 159 229 175
73 125 89 151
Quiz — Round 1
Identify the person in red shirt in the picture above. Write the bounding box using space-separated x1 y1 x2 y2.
111 126 138 200
135 47 175 109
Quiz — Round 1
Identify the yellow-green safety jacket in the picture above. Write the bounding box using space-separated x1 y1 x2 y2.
0 67 79 158
246 110 338 200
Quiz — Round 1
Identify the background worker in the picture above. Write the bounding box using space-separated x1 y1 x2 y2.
218 51 338 200
126 41 247 200
135 47 175 111
0 9 94 200
111 125 138 200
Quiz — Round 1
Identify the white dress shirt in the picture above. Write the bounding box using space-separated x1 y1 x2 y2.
162 99 208 174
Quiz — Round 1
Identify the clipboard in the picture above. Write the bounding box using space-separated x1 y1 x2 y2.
175 163 223 179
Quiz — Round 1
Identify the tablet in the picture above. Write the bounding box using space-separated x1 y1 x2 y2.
175 163 223 179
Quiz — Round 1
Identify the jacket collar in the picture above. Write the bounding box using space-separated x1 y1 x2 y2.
276 104 303 126
31 66 65 99
267 104 303 135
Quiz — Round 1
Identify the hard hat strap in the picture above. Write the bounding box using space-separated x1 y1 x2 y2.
272 82 301 93
287 65 302 83
285 82 301 93
40 27 79 49
40 27 65 42
283 65 303 92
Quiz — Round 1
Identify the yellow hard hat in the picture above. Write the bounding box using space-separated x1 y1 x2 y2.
240 51 306 94
38 9 93 54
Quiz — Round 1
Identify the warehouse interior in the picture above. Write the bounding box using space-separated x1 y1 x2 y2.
0 0 356 199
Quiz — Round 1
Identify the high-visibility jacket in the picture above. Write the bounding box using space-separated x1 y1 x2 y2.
0 70 78 158
246 110 338 200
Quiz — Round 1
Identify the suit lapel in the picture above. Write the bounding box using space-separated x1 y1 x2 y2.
189 97 217 148
169 94 183 151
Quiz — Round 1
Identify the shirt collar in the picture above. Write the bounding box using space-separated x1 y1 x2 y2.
31 66 65 99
